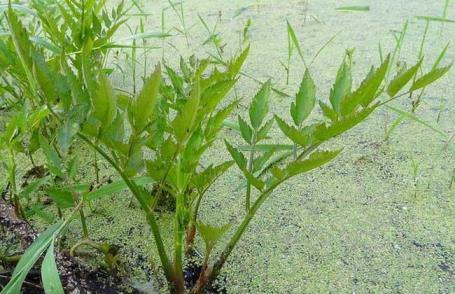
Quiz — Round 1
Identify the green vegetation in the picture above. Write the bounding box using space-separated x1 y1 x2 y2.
0 0 453 293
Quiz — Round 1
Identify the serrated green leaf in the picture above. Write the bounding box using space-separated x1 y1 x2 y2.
330 56 352 114
253 149 276 173
173 80 200 143
387 58 423 97
38 135 63 178
205 101 238 140
197 221 230 254
291 70 316 125
41 242 64 294
315 106 376 141
411 65 452 91
275 115 309 147
57 119 79 154
228 45 250 78
201 79 237 113
6 4 38 97
224 140 247 169
243 169 265 191
93 74 117 129
249 80 271 129
256 118 274 142
134 64 161 132
285 150 342 177
319 101 338 121
341 54 390 114
238 115 253 144
193 161 234 192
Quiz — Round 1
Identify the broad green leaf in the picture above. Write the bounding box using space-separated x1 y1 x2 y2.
38 135 63 178
222 118 241 132
201 79 237 113
238 115 253 144
6 5 40 100
341 54 390 114
197 221 230 254
249 80 271 129
387 58 423 97
57 119 79 153
193 161 234 192
46 188 74 209
411 65 452 91
93 74 117 128
275 116 309 147
284 150 342 177
134 64 161 132
173 80 200 143
319 101 338 121
291 70 316 125
205 101 238 140
224 140 247 169
41 242 64 294
228 45 250 77
330 56 352 114
2 221 63 293
243 169 265 191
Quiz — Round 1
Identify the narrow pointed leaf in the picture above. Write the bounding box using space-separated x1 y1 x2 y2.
41 242 64 294
315 106 376 141
411 65 452 91
285 150 342 177
173 80 200 143
224 140 247 169
387 58 423 97
135 64 161 131
330 57 352 114
275 116 309 147
249 80 271 129
238 115 253 144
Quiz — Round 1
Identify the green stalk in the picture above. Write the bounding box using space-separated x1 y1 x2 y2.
173 191 185 293
197 144 320 291
245 132 257 211
76 133 175 284
94 148 99 184
79 207 89 239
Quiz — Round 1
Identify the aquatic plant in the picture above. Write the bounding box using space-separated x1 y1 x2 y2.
0 1 452 294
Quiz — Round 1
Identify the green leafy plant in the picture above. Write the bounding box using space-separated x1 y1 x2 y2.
1 2 452 294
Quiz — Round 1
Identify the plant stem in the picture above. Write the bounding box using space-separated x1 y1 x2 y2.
94 149 100 184
76 133 175 284
79 207 89 239
245 133 257 211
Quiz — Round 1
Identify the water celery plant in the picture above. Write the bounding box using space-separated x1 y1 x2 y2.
0 2 452 293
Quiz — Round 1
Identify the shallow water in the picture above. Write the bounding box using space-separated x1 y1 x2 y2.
5 0 454 292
